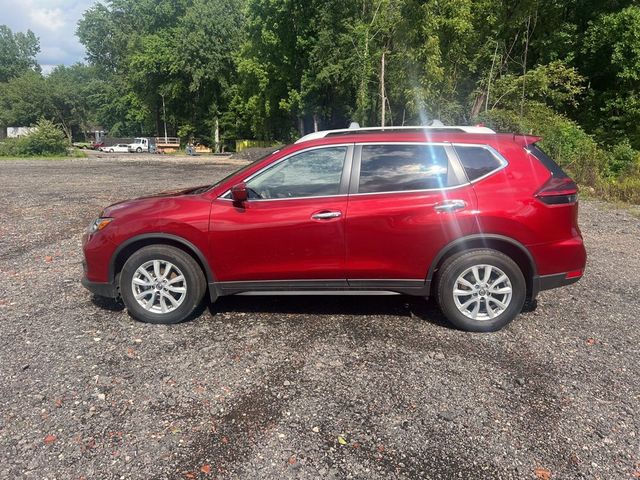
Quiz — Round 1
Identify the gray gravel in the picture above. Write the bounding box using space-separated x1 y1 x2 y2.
0 155 638 479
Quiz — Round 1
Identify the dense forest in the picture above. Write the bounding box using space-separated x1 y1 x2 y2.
1 1 640 201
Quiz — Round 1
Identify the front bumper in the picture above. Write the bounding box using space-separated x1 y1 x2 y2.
81 276 118 298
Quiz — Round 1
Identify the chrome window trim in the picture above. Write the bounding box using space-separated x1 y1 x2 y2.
218 141 509 200
348 183 470 197
218 143 353 201
451 143 509 184
218 193 349 202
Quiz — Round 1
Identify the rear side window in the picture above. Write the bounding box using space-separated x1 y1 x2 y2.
455 145 504 181
527 144 568 178
358 144 450 193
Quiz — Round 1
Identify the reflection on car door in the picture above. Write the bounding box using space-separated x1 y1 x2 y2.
209 145 353 282
345 143 478 286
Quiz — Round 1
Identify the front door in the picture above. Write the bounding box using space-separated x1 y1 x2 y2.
209 145 353 282
345 143 478 284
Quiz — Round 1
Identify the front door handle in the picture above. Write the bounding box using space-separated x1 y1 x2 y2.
434 200 467 213
312 211 342 220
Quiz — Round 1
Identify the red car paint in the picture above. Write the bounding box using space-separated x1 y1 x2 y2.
82 130 586 302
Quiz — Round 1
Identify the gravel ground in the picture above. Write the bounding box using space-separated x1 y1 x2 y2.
0 154 638 480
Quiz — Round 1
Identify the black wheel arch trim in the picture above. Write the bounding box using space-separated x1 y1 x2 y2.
427 234 538 295
108 233 215 285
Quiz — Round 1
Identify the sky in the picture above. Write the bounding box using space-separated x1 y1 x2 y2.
0 0 94 73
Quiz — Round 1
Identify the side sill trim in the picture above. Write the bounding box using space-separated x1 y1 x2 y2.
211 279 431 300
236 291 401 296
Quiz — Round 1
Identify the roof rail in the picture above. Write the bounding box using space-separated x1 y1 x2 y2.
295 125 496 144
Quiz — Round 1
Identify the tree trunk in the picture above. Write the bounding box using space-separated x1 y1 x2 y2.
58 115 72 143
214 116 220 153
470 92 486 119
313 113 319 132
485 41 499 113
298 116 304 136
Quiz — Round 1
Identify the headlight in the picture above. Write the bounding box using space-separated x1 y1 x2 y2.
88 217 113 234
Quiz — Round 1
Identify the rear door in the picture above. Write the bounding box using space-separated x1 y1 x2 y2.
345 142 478 287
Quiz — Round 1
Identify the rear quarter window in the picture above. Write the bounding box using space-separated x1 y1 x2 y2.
454 145 505 181
527 144 569 178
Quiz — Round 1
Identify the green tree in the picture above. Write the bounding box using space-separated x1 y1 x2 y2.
0 70 50 127
0 25 40 82
583 5 640 147
77 0 244 145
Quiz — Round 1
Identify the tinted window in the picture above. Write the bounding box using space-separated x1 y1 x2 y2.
455 146 503 181
358 145 449 193
527 144 568 178
246 147 346 199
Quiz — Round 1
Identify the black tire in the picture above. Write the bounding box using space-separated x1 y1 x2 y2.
119 245 206 324
521 298 538 313
136 147 142 153
109 148 114 153
436 249 525 332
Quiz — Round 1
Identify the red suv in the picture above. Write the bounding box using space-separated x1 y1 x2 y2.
82 125 586 331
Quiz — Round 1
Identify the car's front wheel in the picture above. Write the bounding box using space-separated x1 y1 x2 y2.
436 249 525 332
119 245 206 324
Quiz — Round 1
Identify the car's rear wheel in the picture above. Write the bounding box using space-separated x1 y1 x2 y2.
119 245 206 324
436 249 525 332
109 148 114 153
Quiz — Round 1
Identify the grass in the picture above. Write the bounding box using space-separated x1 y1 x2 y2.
0 148 88 160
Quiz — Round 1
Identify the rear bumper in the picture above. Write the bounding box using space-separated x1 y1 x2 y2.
81 276 118 298
531 271 583 298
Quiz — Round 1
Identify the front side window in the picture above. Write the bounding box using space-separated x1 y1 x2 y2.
358 144 450 193
246 146 347 199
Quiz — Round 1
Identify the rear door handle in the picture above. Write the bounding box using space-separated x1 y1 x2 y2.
311 211 342 220
434 200 467 212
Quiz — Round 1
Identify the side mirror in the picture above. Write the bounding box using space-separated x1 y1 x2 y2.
231 183 249 203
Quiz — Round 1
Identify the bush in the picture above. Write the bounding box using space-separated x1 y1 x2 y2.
0 138 18 156
476 103 607 186
607 140 640 178
0 119 68 156
598 177 640 204
476 104 640 205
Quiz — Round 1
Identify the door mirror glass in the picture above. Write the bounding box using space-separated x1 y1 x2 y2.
231 183 249 203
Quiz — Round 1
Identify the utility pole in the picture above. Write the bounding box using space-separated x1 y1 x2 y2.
380 50 386 127
161 94 168 143
214 116 220 153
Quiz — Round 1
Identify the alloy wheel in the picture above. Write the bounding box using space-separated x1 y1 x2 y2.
452 264 513 321
131 260 187 314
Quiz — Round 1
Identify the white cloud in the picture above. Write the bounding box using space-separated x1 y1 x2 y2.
29 7 66 31
0 0 94 66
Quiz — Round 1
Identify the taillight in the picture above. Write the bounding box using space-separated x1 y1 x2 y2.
535 176 578 205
